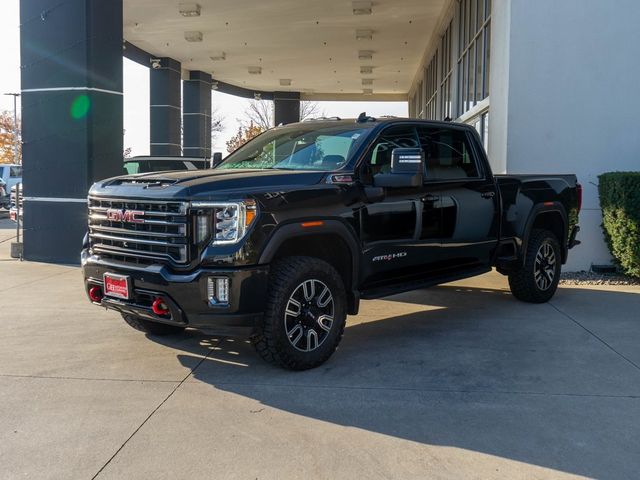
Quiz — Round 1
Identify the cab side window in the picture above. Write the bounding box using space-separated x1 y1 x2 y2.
417 127 479 180
361 126 419 181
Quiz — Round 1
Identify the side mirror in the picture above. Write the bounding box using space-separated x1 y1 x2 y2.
211 152 223 168
373 147 424 188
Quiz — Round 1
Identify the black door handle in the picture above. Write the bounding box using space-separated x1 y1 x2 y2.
481 191 495 199
423 194 440 202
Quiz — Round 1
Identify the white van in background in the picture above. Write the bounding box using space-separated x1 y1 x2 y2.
0 165 22 209
0 164 22 191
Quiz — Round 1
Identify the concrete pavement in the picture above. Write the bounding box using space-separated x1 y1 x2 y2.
1 217 639 479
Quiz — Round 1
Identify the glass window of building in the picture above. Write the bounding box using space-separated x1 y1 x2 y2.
440 20 454 119
424 53 438 120
457 0 491 117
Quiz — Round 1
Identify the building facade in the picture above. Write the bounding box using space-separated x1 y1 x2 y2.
19 0 639 268
408 0 640 271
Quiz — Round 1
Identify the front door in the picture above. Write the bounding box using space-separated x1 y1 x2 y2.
358 125 442 287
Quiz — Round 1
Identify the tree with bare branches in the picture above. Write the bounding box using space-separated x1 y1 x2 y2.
211 105 225 142
241 100 324 130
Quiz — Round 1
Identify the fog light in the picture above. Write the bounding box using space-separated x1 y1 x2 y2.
207 277 229 305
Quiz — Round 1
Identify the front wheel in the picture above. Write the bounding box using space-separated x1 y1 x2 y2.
252 256 347 370
508 228 562 303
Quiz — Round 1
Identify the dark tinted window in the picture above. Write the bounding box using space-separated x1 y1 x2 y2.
364 125 419 176
417 127 479 180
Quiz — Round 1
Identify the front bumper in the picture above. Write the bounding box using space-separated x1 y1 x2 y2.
82 251 269 336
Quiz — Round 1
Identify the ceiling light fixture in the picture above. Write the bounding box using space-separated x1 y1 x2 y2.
356 29 373 41
211 81 219 90
248 66 262 75
279 79 292 86
210 52 226 61
352 1 372 15
184 31 203 42
362 78 373 86
360 66 373 74
358 50 374 61
179 3 201 17
363 88 373 95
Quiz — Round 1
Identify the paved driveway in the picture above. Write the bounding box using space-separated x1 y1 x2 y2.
1 224 639 479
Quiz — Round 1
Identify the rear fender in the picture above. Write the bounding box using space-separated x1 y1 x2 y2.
520 202 568 266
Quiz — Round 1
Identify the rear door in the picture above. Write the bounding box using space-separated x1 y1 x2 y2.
417 126 499 269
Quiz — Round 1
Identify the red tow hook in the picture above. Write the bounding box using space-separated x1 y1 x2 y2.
88 286 103 302
151 297 170 317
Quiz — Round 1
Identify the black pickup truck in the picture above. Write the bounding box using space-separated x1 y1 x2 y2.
82 116 581 370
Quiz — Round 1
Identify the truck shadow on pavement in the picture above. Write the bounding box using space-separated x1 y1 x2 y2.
152 285 640 479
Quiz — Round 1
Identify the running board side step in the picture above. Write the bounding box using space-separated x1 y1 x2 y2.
360 266 491 300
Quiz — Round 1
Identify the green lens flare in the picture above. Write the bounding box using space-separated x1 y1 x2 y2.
70 95 91 119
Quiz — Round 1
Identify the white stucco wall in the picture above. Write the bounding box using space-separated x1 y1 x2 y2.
489 0 640 271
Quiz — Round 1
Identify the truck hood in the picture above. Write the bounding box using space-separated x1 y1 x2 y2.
89 168 328 200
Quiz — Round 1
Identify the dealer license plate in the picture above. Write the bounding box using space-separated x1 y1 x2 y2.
103 273 130 300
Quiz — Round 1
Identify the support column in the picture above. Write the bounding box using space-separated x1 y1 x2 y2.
20 0 123 263
150 57 181 156
273 92 301 125
182 71 212 158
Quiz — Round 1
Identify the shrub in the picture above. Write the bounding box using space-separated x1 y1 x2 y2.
598 172 640 278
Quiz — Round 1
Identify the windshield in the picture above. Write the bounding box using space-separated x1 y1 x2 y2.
218 124 371 171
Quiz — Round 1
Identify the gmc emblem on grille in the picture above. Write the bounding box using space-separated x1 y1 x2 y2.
106 209 145 223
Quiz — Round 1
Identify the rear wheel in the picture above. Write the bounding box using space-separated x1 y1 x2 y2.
508 228 562 303
252 256 347 370
121 314 185 336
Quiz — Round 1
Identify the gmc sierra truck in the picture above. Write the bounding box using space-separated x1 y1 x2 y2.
82 116 581 370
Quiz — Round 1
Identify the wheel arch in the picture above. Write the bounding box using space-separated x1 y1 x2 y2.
521 203 568 265
258 219 361 314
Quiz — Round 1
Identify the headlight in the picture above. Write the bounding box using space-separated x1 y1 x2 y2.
191 200 257 245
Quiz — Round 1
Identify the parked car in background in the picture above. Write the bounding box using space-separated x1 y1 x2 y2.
0 177 7 209
0 164 23 192
7 157 212 221
123 156 212 175
9 183 23 222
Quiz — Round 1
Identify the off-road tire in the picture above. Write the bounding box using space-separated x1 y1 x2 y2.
121 314 185 336
252 256 347 370
508 228 562 303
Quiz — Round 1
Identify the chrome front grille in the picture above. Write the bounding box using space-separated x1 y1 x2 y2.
88 197 190 265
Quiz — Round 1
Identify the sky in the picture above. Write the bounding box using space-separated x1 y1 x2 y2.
1 0 407 157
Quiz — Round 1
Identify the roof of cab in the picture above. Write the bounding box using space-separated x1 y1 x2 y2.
277 116 472 131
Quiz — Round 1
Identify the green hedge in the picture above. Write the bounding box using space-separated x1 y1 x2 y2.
598 172 640 278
